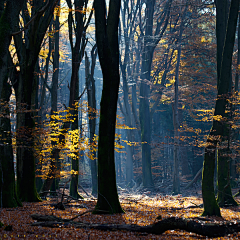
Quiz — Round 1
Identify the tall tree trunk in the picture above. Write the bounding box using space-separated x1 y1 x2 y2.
172 2 187 195
139 0 172 188
215 0 238 208
50 2 61 194
120 68 134 186
36 24 53 193
139 55 154 188
15 65 41 202
0 0 24 207
13 0 58 202
85 46 98 196
231 10 240 187
202 0 239 216
42 0 91 196
93 0 124 214
0 80 21 207
69 72 82 199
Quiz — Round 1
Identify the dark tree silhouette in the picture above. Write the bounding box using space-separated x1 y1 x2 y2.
93 0 124 214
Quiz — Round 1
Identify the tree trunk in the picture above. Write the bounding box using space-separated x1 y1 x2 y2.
15 65 41 202
202 0 239 216
172 3 187 195
31 214 240 238
0 80 21 208
50 2 61 194
85 46 98 196
0 0 24 207
140 56 154 188
215 0 238 208
0 0 24 100
93 0 124 214
120 67 134 186
139 0 172 188
12 0 59 202
69 76 82 199
42 0 90 196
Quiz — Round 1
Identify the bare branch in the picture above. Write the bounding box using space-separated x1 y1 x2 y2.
11 0 51 36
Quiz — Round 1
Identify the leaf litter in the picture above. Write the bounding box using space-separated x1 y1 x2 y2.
1 188 240 239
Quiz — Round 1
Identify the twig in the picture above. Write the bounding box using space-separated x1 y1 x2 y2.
70 210 93 221
78 183 89 196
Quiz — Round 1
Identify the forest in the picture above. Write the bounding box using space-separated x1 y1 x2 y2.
1 0 240 239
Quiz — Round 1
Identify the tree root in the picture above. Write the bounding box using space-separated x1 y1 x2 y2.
30 214 240 237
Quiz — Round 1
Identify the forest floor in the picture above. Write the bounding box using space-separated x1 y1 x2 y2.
1 185 240 239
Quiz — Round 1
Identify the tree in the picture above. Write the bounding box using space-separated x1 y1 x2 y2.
138 0 172 188
41 0 92 198
93 0 124 214
202 0 239 216
85 45 98 196
215 0 238 207
172 3 187 195
0 0 24 208
67 0 92 199
0 80 21 208
12 0 59 202
0 0 24 100
119 0 141 187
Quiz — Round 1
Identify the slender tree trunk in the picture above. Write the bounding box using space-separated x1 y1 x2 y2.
139 0 172 188
172 3 187 195
235 13 240 93
50 3 61 194
85 46 98 196
231 10 240 186
139 58 154 188
120 67 134 186
69 72 82 199
36 25 53 193
42 0 90 196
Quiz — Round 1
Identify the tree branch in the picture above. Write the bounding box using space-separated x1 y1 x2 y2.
11 0 50 36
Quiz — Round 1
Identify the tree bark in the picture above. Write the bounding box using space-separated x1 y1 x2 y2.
31 214 240 238
93 0 124 214
215 0 238 208
0 80 21 208
0 0 24 208
12 0 58 202
42 0 91 196
139 0 172 188
0 0 24 100
202 0 239 216
85 46 98 196
67 0 88 199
